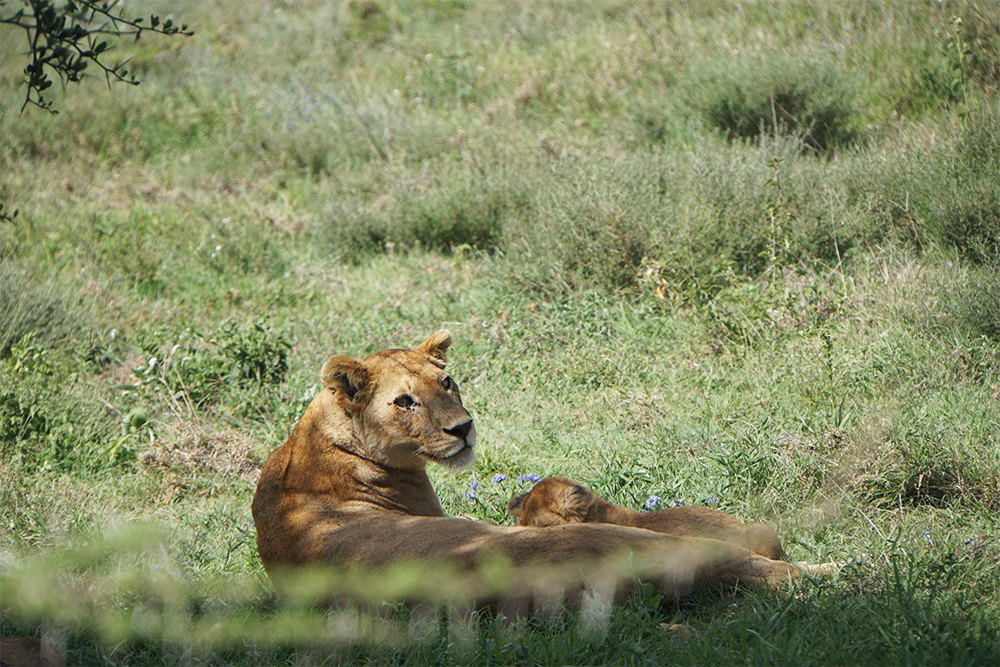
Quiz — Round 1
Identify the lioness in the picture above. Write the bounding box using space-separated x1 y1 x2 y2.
508 477 788 561
252 330 824 612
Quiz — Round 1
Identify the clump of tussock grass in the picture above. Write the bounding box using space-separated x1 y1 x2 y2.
0 263 96 358
688 51 861 153
323 168 526 261
882 102 1000 264
933 264 1000 344
848 395 1000 512
937 103 1000 263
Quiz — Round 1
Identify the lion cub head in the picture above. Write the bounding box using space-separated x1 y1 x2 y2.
321 329 476 471
507 477 597 527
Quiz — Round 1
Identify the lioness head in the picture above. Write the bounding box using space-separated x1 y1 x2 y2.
507 477 597 527
321 329 476 471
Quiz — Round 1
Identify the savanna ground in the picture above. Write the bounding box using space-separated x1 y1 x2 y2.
1 1 999 664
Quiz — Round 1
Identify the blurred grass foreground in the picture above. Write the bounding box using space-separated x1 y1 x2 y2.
1 1 999 665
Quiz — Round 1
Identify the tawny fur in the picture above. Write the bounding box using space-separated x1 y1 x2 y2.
251 331 824 612
507 477 788 561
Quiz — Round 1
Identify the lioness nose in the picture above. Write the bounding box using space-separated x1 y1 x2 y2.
444 420 473 440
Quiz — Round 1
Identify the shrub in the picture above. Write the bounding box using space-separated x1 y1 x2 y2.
646 133 863 303
895 104 1000 264
941 266 1000 343
133 319 291 407
503 152 659 293
0 340 122 473
691 52 860 153
216 320 292 386
323 164 529 261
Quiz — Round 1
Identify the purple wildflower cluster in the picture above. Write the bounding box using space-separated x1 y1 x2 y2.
466 472 541 501
642 497 683 512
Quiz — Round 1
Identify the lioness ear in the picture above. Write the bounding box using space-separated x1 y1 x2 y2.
415 329 452 369
507 492 527 519
321 355 368 407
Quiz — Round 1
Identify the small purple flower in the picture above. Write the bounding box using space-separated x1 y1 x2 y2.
466 481 480 499
491 474 506 484
645 495 662 510
518 473 541 484
673 499 683 507
703 495 719 506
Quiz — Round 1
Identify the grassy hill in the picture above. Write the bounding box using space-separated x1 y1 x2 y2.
1 1 998 664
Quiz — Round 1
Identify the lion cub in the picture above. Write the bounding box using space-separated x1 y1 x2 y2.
508 477 788 561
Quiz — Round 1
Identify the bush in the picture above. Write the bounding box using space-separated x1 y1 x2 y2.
323 164 529 261
217 320 292 386
503 152 658 293
941 266 1000 343
940 105 1000 263
894 104 1000 263
0 337 122 473
691 52 860 153
133 320 291 407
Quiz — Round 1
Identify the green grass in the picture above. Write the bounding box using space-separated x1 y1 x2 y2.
2 1 999 664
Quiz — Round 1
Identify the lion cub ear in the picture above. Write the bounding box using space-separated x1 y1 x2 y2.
321 355 369 409
557 481 595 521
507 492 528 519
415 329 452 369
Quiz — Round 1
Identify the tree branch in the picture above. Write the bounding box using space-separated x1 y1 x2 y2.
1 0 193 114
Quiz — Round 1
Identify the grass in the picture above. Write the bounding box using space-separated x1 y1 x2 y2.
1 0 999 664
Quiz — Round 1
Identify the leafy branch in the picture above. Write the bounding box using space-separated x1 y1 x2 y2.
0 0 193 114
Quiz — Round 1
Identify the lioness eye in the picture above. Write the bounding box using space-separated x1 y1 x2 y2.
394 394 416 409
439 376 454 391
